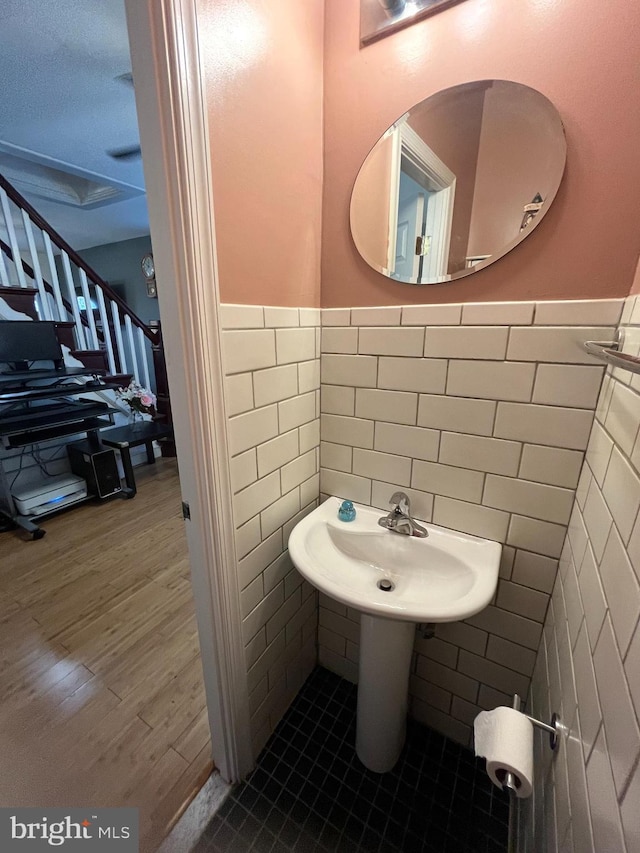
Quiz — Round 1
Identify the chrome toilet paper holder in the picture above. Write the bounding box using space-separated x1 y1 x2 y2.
527 710 560 751
502 693 560 800
511 693 560 752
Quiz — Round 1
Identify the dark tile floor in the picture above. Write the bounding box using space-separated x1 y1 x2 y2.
195 667 508 852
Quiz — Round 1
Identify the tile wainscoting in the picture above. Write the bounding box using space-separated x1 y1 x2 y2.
522 296 640 853
317 300 623 747
221 305 321 756
221 299 631 770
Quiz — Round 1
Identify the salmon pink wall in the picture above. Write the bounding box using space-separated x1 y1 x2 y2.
467 83 563 261
322 0 640 306
197 0 323 307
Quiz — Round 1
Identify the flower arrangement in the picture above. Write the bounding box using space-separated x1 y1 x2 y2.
116 381 157 418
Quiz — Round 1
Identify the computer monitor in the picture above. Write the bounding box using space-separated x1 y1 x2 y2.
0 321 64 371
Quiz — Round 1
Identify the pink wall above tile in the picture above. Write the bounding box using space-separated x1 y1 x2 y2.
198 0 324 307
197 1 640 308
322 0 640 306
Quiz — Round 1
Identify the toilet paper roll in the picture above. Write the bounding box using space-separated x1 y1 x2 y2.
473 707 534 799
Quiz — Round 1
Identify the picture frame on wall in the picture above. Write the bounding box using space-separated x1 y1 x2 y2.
361 0 470 45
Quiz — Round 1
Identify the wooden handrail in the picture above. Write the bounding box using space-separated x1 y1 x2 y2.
0 172 158 345
0 237 99 337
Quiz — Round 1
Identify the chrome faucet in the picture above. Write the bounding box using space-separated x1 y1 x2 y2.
378 492 428 538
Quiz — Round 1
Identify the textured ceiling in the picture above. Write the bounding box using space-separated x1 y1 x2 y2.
0 0 150 250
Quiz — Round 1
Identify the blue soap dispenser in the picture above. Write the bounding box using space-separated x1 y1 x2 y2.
338 500 356 522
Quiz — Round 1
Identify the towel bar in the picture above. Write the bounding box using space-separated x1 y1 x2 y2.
584 329 640 375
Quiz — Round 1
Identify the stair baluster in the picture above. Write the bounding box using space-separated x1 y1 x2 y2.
0 237 9 287
78 269 99 350
21 210 53 320
110 301 128 373
124 314 140 385
59 250 87 349
0 186 28 288
95 286 117 375
41 231 67 321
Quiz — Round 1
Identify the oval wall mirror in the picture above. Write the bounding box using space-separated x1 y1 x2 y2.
350 80 566 285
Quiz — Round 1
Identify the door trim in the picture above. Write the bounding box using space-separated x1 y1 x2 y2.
401 126 455 281
125 0 253 782
387 121 456 281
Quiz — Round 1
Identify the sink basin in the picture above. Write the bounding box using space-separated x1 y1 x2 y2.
288 496 501 773
288 496 501 623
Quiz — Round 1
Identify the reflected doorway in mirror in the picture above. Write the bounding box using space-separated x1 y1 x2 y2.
388 121 455 283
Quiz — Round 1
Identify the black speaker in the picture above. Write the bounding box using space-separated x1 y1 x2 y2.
67 441 122 499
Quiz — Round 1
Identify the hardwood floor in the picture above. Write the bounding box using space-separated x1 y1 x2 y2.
0 459 212 852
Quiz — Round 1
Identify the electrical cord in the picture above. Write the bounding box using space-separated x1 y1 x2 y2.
10 446 30 488
33 443 67 476
32 448 50 478
8 441 68 487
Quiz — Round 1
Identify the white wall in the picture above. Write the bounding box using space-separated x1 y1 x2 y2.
522 295 640 853
221 304 321 756
219 293 640 853
317 299 622 746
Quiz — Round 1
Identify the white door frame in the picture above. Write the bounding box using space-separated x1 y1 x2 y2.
125 0 253 783
387 121 456 281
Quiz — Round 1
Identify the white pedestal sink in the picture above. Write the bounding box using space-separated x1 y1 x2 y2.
288 497 501 773
356 614 415 772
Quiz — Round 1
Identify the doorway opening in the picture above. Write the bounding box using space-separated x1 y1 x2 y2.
387 122 456 282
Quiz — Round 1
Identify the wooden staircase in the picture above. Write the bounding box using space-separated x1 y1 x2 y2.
0 173 174 455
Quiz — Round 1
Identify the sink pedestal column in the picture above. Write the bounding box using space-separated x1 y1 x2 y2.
356 614 415 773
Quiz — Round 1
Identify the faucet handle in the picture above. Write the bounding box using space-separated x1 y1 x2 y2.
389 491 410 514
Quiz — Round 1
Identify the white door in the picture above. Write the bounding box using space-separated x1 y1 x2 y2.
419 184 440 282
394 170 425 280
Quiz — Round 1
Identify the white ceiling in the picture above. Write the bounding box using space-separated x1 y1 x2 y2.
0 0 150 250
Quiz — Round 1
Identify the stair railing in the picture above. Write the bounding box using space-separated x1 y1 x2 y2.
0 172 157 390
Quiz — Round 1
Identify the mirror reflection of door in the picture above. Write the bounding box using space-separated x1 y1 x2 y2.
387 123 455 283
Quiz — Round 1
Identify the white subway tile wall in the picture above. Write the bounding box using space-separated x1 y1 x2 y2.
222 306 320 756
318 299 622 751
222 294 640 844
522 296 640 853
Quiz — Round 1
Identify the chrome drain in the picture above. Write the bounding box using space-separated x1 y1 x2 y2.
377 578 395 592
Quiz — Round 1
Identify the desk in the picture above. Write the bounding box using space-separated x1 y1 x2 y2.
0 371 116 539
100 421 174 496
